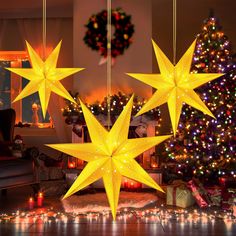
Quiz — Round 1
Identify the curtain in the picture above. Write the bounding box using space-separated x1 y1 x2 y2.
17 18 71 142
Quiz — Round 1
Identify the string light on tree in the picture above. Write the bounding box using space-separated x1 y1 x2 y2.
164 15 236 181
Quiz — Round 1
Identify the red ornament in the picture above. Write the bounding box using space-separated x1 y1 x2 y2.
201 62 206 67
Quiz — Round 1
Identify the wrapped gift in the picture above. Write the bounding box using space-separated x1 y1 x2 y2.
221 188 236 210
233 198 236 217
206 186 222 206
219 177 236 190
187 179 211 208
166 183 195 208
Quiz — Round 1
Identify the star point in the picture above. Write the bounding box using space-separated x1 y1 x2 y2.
47 95 171 219
127 39 224 136
6 41 84 117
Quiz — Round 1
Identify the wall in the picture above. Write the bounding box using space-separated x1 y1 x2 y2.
73 0 153 103
152 0 236 62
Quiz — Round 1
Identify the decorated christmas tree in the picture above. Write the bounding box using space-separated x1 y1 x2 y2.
163 14 236 183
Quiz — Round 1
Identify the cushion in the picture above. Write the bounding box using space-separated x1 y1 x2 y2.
0 141 12 157
0 130 4 142
0 159 33 178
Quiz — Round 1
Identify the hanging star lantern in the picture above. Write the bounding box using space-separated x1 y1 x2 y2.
6 41 84 117
127 39 223 136
47 95 171 219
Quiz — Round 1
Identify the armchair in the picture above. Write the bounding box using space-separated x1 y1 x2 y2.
0 108 40 194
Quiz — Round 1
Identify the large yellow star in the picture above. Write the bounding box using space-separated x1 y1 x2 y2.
6 41 84 117
47 95 171 219
127 39 223 136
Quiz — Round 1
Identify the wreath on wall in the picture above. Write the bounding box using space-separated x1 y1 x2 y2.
83 8 135 60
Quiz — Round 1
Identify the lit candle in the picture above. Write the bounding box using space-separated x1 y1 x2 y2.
37 192 44 207
32 103 38 109
124 179 128 189
130 182 134 190
68 161 76 169
137 182 142 190
28 197 34 210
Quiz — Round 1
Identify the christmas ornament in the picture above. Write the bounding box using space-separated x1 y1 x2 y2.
47 95 171 219
6 41 84 117
127 39 223 136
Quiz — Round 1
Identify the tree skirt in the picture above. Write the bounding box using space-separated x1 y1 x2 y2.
62 192 158 214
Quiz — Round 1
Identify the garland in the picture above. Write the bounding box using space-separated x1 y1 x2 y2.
83 8 134 58
62 92 161 125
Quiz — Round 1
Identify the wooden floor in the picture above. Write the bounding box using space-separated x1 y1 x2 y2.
0 186 235 236
1 220 235 236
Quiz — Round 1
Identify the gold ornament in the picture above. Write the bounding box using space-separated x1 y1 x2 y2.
6 41 84 117
127 39 223 136
47 95 171 219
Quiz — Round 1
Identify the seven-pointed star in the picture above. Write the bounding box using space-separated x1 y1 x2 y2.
6 41 84 117
47 95 171 219
127 39 223 136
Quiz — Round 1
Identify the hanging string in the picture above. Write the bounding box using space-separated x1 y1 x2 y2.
173 0 177 65
107 0 112 130
42 0 47 60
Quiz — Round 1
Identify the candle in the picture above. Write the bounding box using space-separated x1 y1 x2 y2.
37 192 44 207
68 161 76 169
151 163 158 168
68 157 76 169
137 182 142 189
130 182 134 190
124 179 128 189
32 103 38 109
28 197 34 210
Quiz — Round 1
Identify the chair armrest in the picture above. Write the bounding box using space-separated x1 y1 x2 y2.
23 147 40 167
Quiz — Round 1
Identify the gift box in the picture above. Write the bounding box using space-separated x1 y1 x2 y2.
166 183 195 208
221 188 236 210
187 179 211 208
206 186 222 206
219 177 236 189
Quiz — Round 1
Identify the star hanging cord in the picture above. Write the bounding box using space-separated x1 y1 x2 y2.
47 95 171 219
6 41 84 118
127 39 224 136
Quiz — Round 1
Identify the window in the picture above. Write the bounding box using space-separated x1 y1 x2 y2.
0 51 49 124
0 61 11 110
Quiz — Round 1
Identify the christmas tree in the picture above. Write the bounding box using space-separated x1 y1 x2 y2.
163 14 236 183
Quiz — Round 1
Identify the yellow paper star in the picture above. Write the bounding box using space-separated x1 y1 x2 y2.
47 95 171 219
127 39 223 136
6 41 84 117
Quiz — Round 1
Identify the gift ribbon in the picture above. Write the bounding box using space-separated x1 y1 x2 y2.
172 184 187 206
173 186 177 206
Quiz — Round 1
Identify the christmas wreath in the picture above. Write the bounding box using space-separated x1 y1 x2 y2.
83 8 135 58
